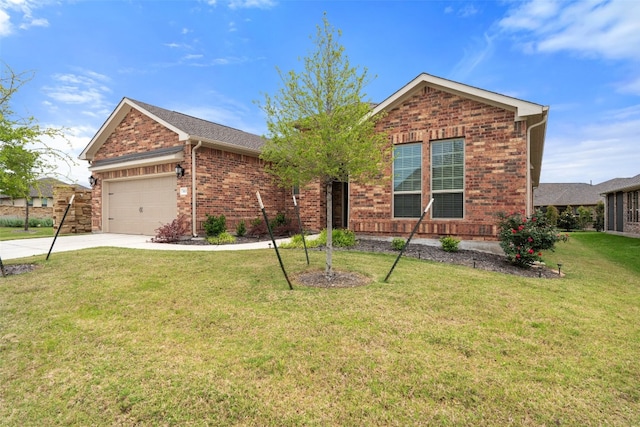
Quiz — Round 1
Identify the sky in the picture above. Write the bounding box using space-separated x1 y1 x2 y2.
1 0 639 187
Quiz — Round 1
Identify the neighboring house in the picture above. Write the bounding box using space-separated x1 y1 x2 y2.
533 176 639 214
0 177 85 208
601 174 640 236
80 73 549 240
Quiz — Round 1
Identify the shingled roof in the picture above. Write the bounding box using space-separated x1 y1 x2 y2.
128 98 265 152
80 97 266 161
534 174 640 207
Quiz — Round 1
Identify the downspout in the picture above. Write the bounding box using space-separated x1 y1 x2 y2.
191 141 203 236
526 112 548 216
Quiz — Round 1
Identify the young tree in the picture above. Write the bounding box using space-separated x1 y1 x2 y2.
259 14 391 279
0 65 73 230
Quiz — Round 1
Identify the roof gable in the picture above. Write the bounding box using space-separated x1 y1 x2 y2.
372 73 547 120
80 98 265 161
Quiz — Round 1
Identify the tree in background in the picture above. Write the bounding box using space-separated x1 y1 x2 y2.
557 206 578 232
259 15 391 279
0 65 73 231
576 205 593 231
545 205 559 227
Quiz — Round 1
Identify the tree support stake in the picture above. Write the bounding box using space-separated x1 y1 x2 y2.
384 198 434 283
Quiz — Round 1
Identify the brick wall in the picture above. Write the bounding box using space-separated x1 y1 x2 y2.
185 146 293 235
349 85 528 241
0 206 52 219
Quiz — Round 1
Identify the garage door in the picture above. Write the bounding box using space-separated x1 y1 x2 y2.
107 176 177 235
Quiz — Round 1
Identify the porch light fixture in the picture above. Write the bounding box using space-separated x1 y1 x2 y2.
175 164 185 178
89 175 98 187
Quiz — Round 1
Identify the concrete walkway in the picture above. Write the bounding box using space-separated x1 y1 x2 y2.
1 232 504 261
0 233 295 261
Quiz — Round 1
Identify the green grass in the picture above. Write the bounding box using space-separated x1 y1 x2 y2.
1 232 639 425
0 226 54 240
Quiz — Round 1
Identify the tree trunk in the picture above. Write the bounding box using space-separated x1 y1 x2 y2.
24 203 30 231
325 181 333 280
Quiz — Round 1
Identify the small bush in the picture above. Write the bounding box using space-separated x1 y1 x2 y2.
203 214 226 237
236 220 247 237
280 229 356 249
594 201 605 232
391 238 406 251
557 206 578 231
280 233 322 249
497 210 567 268
269 212 288 230
577 205 593 230
248 218 268 238
545 206 559 227
207 232 236 245
439 236 460 252
152 215 190 243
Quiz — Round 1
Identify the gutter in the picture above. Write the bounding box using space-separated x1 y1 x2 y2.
526 112 548 216
191 141 203 236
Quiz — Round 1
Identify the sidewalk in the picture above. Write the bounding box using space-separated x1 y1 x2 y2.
0 233 295 261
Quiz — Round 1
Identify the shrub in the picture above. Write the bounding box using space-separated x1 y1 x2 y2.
439 236 460 252
151 215 190 243
391 237 406 251
497 210 567 268
594 201 605 232
207 232 236 245
0 217 53 227
203 214 226 237
248 217 268 238
236 220 247 237
269 212 288 230
557 206 578 231
576 205 593 230
280 233 322 249
281 229 356 249
545 205 559 227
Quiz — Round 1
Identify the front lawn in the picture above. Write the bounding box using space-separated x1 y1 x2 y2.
0 233 638 425
0 226 54 240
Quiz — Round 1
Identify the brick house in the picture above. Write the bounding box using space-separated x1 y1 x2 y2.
336 73 549 241
601 174 640 237
80 73 549 240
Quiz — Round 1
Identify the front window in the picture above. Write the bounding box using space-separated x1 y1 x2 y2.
431 138 464 219
393 143 422 218
628 191 639 223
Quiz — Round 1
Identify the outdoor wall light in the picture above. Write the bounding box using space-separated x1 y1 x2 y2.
175 164 185 178
89 175 98 187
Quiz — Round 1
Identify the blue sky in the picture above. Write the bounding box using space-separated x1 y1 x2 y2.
1 0 639 187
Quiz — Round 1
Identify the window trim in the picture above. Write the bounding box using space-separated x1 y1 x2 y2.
430 138 465 219
392 142 422 219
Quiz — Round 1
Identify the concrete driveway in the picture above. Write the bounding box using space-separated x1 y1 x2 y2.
0 233 293 261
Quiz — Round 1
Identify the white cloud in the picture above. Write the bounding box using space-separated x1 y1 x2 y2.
42 71 112 116
0 0 52 37
0 9 12 36
616 76 640 96
227 0 276 10
500 0 640 61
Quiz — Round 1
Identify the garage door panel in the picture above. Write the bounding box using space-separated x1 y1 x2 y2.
107 176 177 235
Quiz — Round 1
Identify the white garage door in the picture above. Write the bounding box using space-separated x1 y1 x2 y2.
107 175 177 235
